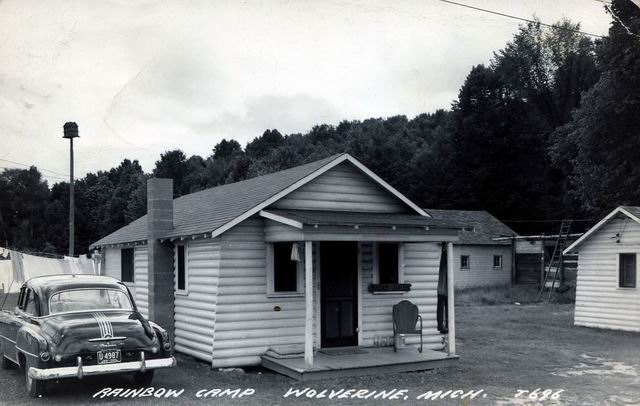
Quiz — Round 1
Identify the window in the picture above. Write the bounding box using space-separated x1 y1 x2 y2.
49 289 133 314
493 255 503 268
619 253 637 288
267 242 303 295
176 245 187 293
121 248 134 283
378 243 400 284
460 255 470 270
17 286 26 309
463 226 475 232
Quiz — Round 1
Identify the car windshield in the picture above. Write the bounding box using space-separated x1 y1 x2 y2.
49 289 133 315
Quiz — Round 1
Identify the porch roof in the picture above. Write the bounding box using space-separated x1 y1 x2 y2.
263 209 462 230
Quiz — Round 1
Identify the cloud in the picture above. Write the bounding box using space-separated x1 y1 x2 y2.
0 0 611 180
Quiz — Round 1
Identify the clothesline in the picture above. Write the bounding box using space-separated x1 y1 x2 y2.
0 246 98 293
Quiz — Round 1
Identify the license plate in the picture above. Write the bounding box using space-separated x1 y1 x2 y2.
97 349 121 364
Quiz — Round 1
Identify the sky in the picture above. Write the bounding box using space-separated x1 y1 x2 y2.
0 0 612 184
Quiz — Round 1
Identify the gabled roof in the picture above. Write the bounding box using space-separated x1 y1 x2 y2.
424 209 517 245
90 154 428 248
563 206 640 254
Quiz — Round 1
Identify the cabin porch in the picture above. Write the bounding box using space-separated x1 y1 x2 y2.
261 346 459 381
259 209 459 378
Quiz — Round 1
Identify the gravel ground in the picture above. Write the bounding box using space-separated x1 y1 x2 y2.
1 303 639 405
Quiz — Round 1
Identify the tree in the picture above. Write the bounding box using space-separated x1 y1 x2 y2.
0 167 50 251
212 139 242 160
493 18 598 128
551 0 640 215
446 64 549 220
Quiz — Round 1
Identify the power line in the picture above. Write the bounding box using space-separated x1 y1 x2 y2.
438 0 606 39
0 167 68 181
0 157 70 177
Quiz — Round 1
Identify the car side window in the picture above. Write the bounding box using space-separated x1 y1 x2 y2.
23 289 37 316
17 286 26 309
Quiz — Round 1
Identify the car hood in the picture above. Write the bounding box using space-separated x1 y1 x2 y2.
40 311 157 354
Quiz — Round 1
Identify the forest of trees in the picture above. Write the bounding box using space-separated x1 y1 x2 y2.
1 0 639 256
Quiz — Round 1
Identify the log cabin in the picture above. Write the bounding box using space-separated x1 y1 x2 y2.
89 153 461 379
564 206 640 333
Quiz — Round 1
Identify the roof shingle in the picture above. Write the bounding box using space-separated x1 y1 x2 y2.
424 209 517 245
90 154 344 247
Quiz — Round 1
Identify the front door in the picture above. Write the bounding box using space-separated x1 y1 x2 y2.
320 241 358 348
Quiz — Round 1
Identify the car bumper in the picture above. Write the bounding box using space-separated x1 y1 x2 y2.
28 355 176 381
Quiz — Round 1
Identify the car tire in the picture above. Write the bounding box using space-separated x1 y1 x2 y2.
25 358 47 398
133 370 155 386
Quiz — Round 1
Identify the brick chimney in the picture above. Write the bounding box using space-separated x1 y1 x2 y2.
146 178 174 337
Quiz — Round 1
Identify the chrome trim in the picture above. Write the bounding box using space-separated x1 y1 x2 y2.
15 347 39 358
3 354 18 364
88 336 126 342
140 351 146 373
77 356 83 380
28 356 177 380
92 312 114 338
0 334 16 344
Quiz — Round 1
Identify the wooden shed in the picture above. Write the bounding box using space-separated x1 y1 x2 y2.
564 206 640 332
90 153 461 379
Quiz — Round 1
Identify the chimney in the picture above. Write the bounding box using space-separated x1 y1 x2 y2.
147 178 174 337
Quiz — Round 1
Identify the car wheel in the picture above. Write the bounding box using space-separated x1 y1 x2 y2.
133 370 155 386
25 358 47 398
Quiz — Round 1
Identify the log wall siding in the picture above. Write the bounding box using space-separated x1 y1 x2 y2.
453 245 512 288
134 246 149 318
212 218 307 368
173 239 221 362
575 218 640 332
359 242 445 350
103 247 137 298
270 162 409 213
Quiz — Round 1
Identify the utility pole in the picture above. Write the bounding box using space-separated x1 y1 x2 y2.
63 122 79 257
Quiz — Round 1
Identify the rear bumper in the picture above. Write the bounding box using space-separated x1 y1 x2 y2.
28 355 176 381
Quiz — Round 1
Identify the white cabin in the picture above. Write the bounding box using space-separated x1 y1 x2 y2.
426 209 515 289
90 154 461 378
564 206 640 333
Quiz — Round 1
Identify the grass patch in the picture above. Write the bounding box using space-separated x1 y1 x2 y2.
456 284 575 306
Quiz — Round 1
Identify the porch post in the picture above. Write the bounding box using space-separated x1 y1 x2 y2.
446 242 456 355
304 240 314 368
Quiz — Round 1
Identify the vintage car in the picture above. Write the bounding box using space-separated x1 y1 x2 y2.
0 275 176 397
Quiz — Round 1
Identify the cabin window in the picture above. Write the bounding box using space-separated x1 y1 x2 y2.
619 253 637 288
493 255 503 268
267 242 303 296
175 244 188 293
121 248 134 283
371 242 405 287
460 255 470 270
376 243 401 284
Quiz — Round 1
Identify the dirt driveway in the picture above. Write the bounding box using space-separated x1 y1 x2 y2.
1 303 638 405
